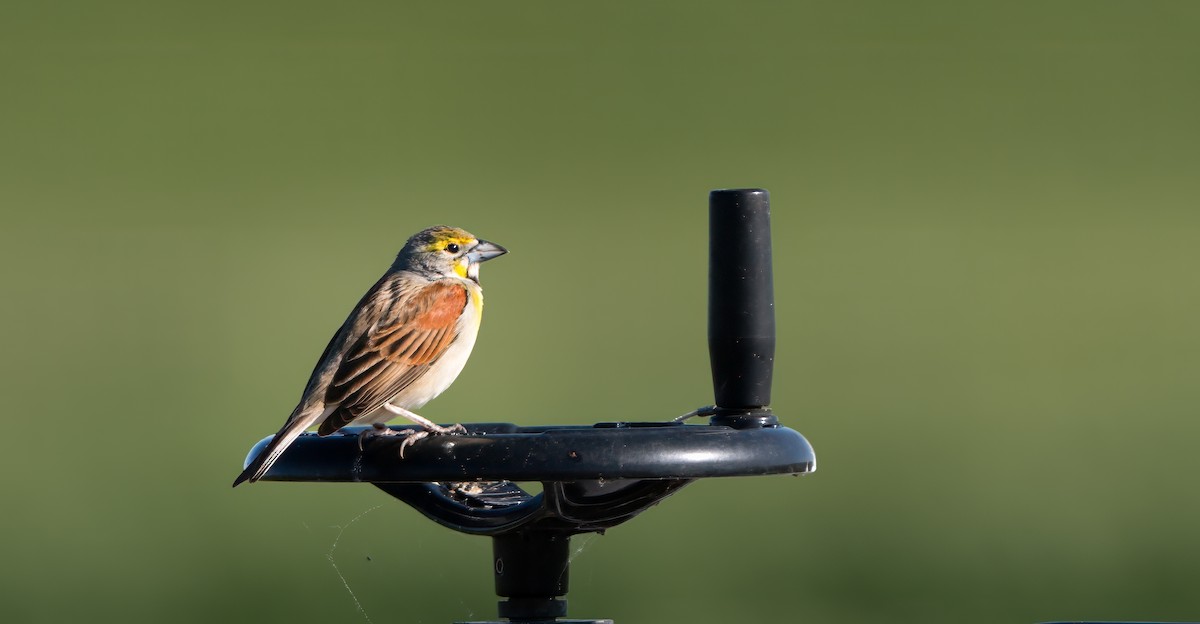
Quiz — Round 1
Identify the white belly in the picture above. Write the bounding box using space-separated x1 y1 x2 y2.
355 284 482 424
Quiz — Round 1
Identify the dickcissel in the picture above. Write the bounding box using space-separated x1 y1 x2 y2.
233 226 506 487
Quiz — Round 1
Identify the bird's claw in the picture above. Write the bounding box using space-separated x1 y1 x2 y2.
396 430 429 458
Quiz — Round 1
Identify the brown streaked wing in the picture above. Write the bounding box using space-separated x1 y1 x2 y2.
317 280 468 435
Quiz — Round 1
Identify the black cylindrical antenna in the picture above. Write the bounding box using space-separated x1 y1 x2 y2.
708 188 776 426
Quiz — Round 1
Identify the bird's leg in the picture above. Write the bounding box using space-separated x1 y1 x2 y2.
377 404 466 457
381 403 467 435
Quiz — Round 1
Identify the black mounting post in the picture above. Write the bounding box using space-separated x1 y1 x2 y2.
239 188 815 624
708 188 776 428
492 533 571 621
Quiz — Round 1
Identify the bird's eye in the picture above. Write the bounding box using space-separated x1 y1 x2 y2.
445 243 460 254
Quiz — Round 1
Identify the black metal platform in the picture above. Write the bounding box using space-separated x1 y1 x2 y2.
247 421 814 483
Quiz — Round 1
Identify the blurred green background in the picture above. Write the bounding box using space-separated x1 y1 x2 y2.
2 1 1199 623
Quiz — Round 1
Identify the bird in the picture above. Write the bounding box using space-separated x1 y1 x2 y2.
233 225 507 487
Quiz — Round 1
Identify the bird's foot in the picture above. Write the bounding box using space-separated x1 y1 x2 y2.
358 423 416 451
393 424 468 458
358 420 466 457
427 422 467 435
395 422 467 458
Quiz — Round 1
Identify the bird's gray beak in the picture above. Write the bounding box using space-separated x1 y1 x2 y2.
467 239 507 263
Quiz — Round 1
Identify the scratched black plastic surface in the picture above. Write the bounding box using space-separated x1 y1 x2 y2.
244 421 815 484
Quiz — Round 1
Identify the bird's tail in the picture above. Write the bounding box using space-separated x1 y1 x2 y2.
232 405 327 487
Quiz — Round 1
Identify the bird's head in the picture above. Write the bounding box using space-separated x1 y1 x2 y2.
394 225 507 283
